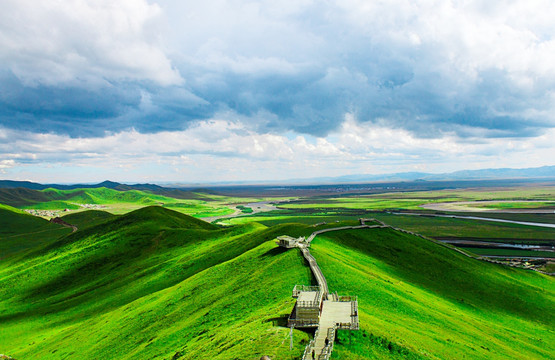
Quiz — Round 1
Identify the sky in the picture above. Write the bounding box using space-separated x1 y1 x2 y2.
1 0 554 184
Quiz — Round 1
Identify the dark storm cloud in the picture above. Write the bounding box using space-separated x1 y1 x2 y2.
0 71 215 136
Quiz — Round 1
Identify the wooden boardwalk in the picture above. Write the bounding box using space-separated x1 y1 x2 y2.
282 216 545 359
288 218 436 359
283 222 373 359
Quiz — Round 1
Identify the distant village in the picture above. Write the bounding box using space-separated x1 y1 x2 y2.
24 204 105 218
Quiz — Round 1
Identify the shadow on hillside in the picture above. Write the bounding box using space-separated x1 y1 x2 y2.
265 314 289 327
264 314 315 336
260 246 288 257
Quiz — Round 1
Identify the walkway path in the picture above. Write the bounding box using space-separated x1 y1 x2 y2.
295 222 378 359
291 215 553 359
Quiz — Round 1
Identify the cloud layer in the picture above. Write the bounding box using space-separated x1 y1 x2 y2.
1 0 554 181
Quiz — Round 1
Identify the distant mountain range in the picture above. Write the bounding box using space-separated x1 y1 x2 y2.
0 180 164 191
288 165 555 185
0 180 203 200
1 165 554 190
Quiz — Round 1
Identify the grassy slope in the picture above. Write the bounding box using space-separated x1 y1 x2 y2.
369 213 555 242
2 205 554 359
0 205 72 262
0 188 54 207
310 228 554 359
60 209 117 230
0 187 236 218
0 207 314 359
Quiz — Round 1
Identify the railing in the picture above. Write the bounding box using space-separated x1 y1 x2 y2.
351 297 358 315
350 316 359 330
293 285 320 297
336 322 352 329
301 328 319 360
300 248 329 298
317 327 336 360
351 297 359 330
296 300 320 308
288 318 319 328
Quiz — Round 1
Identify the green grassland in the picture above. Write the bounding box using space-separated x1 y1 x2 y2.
0 204 73 262
460 248 555 258
310 228 554 359
1 184 555 359
372 186 555 201
368 213 555 242
0 186 295 220
275 186 555 212
219 209 555 245
473 201 555 209
278 198 429 211
0 206 317 359
0 187 242 218
59 209 117 230
1 205 553 359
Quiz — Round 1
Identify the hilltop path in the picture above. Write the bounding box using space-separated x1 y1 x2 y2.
291 215 552 359
295 219 382 359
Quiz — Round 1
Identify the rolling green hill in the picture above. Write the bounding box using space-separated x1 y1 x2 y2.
0 204 72 262
59 209 117 230
311 228 554 359
0 186 235 218
0 206 553 359
0 187 170 209
0 207 314 359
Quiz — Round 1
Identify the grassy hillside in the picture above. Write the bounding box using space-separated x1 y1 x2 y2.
0 207 315 359
1 205 553 359
0 204 72 262
60 209 117 230
310 228 554 359
0 186 236 218
0 188 55 207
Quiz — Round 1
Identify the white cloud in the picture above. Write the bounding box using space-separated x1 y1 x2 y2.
1 115 554 182
0 159 15 169
1 0 555 182
0 0 182 86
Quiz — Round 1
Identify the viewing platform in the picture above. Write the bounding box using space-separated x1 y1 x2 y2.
276 235 305 248
276 226 362 359
288 285 322 328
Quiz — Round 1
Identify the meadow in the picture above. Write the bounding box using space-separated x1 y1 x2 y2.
0 183 554 359
310 229 554 359
0 186 292 220
0 205 553 359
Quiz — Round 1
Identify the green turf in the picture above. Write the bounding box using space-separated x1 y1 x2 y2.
0 186 241 219
460 247 555 258
310 228 554 359
60 210 117 230
0 205 72 262
1 192 554 359
474 201 555 209
0 206 317 359
236 205 254 213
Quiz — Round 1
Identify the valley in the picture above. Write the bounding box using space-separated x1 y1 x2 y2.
0 180 553 359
